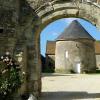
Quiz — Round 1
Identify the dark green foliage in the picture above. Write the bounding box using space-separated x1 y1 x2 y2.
43 66 55 73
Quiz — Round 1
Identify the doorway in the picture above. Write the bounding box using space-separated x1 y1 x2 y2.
74 62 81 74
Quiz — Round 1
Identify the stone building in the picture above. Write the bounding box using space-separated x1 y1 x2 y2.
45 41 55 72
55 20 96 73
46 20 96 73
95 41 100 69
45 41 100 73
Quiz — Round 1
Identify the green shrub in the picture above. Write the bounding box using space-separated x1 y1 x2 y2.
0 53 22 100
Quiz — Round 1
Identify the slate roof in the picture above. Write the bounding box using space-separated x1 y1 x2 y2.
95 41 100 54
46 41 56 55
56 20 95 41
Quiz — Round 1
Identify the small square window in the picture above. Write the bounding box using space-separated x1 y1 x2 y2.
0 28 4 33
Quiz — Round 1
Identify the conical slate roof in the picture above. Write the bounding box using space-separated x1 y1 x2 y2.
56 20 95 41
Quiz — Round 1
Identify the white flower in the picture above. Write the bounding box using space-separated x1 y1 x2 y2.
10 63 13 66
4 92 7 95
22 72 25 75
3 59 6 62
6 58 9 61
6 52 10 55
1 56 3 59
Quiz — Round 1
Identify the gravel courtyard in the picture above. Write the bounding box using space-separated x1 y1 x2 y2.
41 73 100 100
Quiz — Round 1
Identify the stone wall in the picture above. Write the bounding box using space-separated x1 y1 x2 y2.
45 55 55 72
20 0 100 99
55 40 96 73
0 0 19 55
0 0 100 99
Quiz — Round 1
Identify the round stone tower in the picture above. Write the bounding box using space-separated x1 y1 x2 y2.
55 20 96 73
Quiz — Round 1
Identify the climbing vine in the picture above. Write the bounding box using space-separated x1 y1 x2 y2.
0 52 22 100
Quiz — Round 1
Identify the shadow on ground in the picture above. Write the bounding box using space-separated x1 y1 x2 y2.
40 91 100 100
42 73 74 77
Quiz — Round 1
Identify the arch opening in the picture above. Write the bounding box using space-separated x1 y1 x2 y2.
21 0 100 98
39 18 100 99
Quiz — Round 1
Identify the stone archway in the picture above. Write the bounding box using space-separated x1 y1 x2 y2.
1 0 100 99
20 0 100 99
25 0 100 98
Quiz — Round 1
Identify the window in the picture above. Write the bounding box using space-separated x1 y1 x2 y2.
65 51 68 58
0 28 4 33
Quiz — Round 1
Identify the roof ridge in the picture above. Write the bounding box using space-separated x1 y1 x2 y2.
56 20 95 41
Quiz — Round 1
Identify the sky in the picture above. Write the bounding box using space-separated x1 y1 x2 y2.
40 18 100 57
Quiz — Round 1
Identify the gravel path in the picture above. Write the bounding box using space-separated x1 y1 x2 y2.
41 73 100 100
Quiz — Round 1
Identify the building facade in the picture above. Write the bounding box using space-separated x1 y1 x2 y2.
45 41 55 72
46 20 97 73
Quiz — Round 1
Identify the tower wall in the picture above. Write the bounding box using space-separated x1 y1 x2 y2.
55 39 96 73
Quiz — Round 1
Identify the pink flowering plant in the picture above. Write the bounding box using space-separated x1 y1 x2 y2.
0 52 22 99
